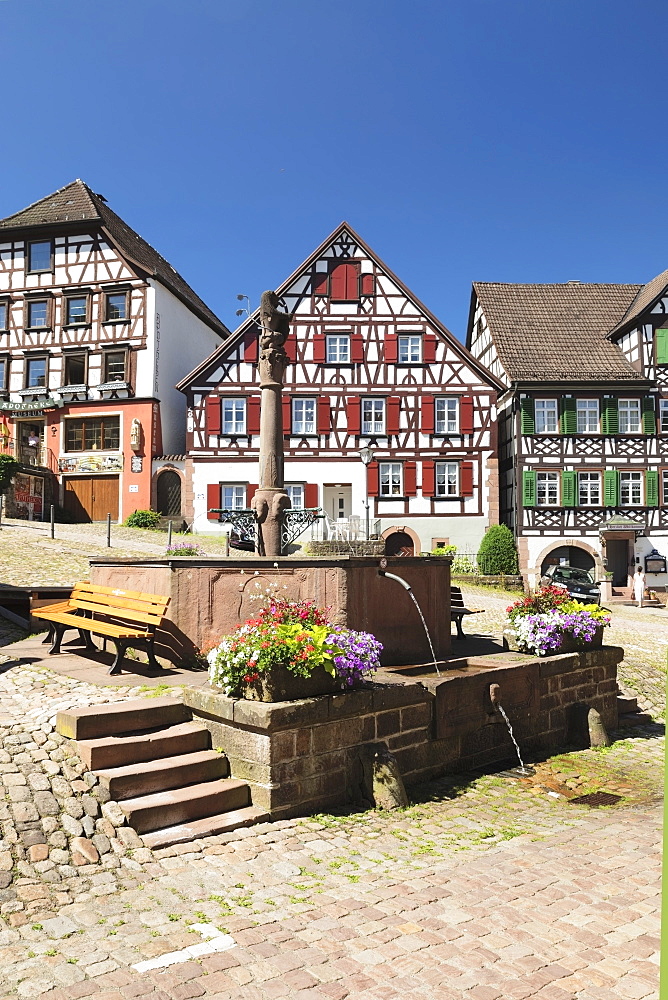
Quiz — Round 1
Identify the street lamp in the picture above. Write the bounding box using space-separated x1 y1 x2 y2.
359 446 375 540
235 293 251 318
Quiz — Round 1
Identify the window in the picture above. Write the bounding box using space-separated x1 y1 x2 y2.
0 357 7 392
105 292 128 322
63 353 86 386
326 335 350 363
435 397 458 434
65 417 120 452
379 462 402 496
0 302 7 331
27 241 52 273
618 399 641 433
578 472 601 506
25 357 46 388
27 300 49 328
577 399 599 433
222 485 246 510
292 398 316 434
362 398 385 435
286 484 304 509
435 462 459 497
104 351 126 383
663 471 668 505
65 297 87 326
398 335 421 363
620 471 643 505
536 471 559 506
330 262 359 301
535 399 558 434
659 400 668 433
222 398 246 434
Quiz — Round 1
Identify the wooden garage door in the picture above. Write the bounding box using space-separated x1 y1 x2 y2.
63 476 119 522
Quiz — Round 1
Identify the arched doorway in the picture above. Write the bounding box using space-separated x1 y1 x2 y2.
540 544 595 578
156 471 182 517
384 530 415 557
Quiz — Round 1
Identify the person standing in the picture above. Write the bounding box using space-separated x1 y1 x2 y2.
633 564 646 608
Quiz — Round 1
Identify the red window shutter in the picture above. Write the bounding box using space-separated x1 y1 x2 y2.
318 396 331 433
346 396 361 434
421 395 435 433
246 484 258 507
422 460 435 497
304 483 319 508
461 461 474 496
207 483 221 519
243 328 258 362
387 396 401 434
351 332 364 363
460 395 474 434
423 334 437 363
360 273 375 296
331 262 358 301
385 333 398 363
345 263 359 300
283 397 292 435
205 396 221 434
285 337 297 362
246 396 261 434
367 461 379 497
313 271 329 296
404 461 417 496
313 332 326 363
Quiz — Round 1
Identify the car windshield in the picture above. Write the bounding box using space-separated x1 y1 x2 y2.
552 567 595 585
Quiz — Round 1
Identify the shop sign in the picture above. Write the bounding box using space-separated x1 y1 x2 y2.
0 398 63 414
58 454 123 474
131 456 143 473
13 473 44 518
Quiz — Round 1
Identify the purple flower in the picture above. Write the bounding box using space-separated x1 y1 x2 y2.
326 630 383 686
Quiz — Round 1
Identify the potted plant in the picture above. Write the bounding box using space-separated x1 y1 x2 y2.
503 585 611 656
207 597 383 701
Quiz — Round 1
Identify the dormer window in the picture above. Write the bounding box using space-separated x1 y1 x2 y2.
27 240 52 273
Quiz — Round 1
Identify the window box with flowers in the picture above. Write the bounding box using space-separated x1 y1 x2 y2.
207 597 383 702
503 586 611 656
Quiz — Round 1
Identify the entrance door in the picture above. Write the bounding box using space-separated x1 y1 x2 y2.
157 471 182 516
323 485 352 520
64 476 119 522
606 538 629 586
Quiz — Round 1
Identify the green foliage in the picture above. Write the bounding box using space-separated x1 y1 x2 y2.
431 544 457 557
477 524 519 575
124 509 161 529
452 554 476 574
0 454 20 494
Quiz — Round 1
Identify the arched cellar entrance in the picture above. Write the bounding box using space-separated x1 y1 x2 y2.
383 526 420 557
539 543 596 579
156 470 182 517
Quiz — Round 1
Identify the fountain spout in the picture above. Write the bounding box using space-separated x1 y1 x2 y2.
489 683 501 708
378 570 412 592
377 565 440 676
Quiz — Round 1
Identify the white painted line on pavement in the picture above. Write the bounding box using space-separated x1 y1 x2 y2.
132 922 237 972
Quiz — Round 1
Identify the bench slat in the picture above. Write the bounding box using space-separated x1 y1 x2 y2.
72 582 171 606
67 599 165 626
70 590 169 613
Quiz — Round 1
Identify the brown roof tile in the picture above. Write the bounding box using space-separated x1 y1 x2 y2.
473 281 644 383
607 268 668 337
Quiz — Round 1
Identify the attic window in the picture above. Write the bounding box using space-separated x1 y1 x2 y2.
330 262 360 302
27 241 52 273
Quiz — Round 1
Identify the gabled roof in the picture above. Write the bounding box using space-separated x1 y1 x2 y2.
607 267 668 338
471 281 644 384
0 179 229 338
177 221 505 392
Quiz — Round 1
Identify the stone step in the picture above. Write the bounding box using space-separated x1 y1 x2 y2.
96 750 229 800
142 806 268 849
57 696 189 741
617 711 653 728
616 695 638 714
120 778 251 834
77 721 211 770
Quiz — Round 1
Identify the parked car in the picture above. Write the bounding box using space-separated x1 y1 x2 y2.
540 564 601 604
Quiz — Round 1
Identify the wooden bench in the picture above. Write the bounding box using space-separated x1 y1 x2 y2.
450 586 484 639
33 583 170 675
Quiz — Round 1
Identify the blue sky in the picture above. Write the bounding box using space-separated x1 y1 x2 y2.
1 0 666 339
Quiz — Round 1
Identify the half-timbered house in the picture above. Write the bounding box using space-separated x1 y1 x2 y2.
178 223 503 555
0 180 228 522
467 277 668 593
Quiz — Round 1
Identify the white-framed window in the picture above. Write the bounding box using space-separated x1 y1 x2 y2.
286 484 304 509
379 462 402 496
435 462 459 497
536 471 559 506
577 399 599 434
326 335 350 363
222 398 246 434
659 399 668 433
362 398 385 435
222 485 246 510
578 472 601 506
619 399 641 434
435 397 458 434
620 471 643 505
398 335 421 363
292 398 316 434
535 399 558 434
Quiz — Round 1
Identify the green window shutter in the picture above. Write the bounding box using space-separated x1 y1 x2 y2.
559 398 577 435
561 470 576 507
646 470 659 507
642 396 656 434
522 469 536 507
602 399 618 435
656 329 668 365
520 397 535 434
603 469 618 507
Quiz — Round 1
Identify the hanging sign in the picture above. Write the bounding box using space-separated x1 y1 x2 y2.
0 398 63 414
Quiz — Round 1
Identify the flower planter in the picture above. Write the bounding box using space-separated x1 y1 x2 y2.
241 663 343 702
503 625 604 656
